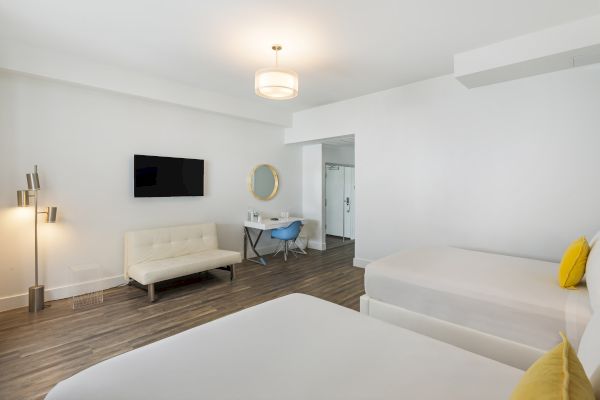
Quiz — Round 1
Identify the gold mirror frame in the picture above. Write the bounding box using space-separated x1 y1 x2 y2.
248 164 279 201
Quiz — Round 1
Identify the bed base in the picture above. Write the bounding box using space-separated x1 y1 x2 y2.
360 294 544 370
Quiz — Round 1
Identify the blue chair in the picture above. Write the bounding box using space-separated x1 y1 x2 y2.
271 221 304 262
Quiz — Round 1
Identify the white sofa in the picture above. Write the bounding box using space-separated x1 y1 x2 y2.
124 223 242 302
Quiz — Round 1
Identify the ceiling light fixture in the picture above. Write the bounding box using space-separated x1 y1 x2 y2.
255 45 298 100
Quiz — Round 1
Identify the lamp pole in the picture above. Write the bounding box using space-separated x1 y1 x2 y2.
34 171 38 286
29 165 44 312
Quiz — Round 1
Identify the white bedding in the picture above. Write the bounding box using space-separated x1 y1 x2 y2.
45 294 522 400
365 247 592 352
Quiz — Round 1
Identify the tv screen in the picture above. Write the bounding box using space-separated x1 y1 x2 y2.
134 155 204 197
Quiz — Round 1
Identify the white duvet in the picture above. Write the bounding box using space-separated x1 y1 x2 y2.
46 294 523 399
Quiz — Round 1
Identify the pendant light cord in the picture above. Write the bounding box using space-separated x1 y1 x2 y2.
272 44 282 67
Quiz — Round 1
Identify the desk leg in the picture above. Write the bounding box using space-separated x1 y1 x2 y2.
243 227 248 260
244 227 267 265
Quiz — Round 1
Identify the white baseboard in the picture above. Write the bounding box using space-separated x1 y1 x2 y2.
308 240 325 251
0 275 126 313
353 257 371 268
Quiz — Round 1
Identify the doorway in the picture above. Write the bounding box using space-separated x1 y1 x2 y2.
325 163 355 249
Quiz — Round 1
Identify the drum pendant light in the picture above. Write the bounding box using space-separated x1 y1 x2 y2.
255 45 298 100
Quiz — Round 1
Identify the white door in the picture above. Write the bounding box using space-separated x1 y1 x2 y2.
325 165 345 237
343 166 355 239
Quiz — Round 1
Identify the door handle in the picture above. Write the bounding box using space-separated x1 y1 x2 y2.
345 197 350 212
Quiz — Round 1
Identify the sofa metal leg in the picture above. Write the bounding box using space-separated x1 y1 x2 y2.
148 283 157 302
230 264 236 281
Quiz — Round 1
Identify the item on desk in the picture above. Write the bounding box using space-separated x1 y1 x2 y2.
252 211 260 222
281 211 290 219
247 209 253 222
270 218 279 221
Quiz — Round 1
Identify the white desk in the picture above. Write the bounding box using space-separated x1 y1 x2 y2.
243 217 305 265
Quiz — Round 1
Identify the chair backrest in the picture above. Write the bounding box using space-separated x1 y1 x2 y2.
124 223 219 277
271 221 303 241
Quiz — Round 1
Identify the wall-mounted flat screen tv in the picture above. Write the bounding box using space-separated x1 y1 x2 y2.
134 154 204 197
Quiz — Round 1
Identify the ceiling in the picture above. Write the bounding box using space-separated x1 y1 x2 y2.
0 0 598 113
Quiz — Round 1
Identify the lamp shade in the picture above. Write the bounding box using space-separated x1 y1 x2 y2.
46 207 58 223
17 190 30 207
27 172 40 190
255 67 299 100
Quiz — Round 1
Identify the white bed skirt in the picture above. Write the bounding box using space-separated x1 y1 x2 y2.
360 294 543 370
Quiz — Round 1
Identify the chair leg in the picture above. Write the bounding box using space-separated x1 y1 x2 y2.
273 240 284 257
287 240 300 254
284 241 288 262
230 264 236 281
148 283 157 303
289 240 298 258
290 239 308 255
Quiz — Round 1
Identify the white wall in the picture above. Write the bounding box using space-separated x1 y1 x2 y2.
323 144 355 165
287 64 600 265
301 144 325 250
0 71 301 311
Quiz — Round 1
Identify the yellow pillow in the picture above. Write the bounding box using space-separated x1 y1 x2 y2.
558 237 590 288
510 333 594 400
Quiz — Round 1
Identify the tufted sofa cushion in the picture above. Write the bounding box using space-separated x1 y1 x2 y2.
124 223 240 282
128 249 242 285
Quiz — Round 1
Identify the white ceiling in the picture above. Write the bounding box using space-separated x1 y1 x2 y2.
1 0 598 113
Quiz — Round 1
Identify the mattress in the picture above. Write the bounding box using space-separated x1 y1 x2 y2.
45 294 523 400
365 247 592 351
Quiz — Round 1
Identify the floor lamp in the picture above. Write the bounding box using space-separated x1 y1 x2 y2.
17 165 58 312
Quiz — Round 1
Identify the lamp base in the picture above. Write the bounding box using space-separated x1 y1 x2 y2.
29 285 45 312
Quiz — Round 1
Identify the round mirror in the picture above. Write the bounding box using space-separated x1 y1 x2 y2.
248 164 279 200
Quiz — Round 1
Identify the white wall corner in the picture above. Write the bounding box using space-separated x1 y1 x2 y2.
353 257 371 268
0 275 126 313
302 143 325 249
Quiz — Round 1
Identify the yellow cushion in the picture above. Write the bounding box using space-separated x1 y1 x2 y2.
510 333 594 400
558 237 590 288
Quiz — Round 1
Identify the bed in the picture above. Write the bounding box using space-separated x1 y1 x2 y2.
360 246 593 370
46 294 525 400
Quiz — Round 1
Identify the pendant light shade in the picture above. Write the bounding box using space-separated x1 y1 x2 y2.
255 67 298 99
255 45 298 100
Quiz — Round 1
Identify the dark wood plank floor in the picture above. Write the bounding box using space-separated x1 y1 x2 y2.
0 244 363 400
326 234 355 250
